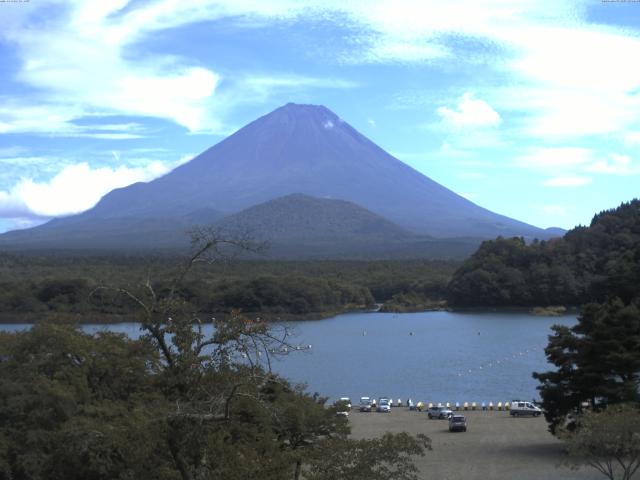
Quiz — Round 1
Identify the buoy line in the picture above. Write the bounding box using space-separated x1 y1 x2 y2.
453 344 542 378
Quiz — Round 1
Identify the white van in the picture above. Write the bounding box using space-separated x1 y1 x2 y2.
510 400 542 417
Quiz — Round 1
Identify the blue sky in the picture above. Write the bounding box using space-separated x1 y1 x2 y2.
1 0 640 233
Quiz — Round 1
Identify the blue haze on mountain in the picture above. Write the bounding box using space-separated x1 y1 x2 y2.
0 103 560 255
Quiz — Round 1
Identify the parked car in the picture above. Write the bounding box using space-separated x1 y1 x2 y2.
359 397 372 412
339 397 352 409
510 400 542 417
427 405 453 419
377 397 392 413
449 414 467 432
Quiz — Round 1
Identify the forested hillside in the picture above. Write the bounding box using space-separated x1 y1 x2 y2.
0 232 431 479
0 255 456 322
447 200 640 307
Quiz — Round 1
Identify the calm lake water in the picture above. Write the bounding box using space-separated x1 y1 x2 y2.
1 310 576 405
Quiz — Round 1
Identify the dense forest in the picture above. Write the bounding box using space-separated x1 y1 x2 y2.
0 254 456 322
0 233 431 480
447 200 640 308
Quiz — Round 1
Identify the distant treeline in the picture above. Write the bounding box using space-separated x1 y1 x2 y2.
447 200 640 307
0 256 457 322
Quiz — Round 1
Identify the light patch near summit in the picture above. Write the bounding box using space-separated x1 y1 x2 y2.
323 120 334 129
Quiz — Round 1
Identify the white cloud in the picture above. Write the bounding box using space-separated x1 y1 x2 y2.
79 133 145 140
2 0 639 144
517 147 593 170
517 148 640 179
587 153 640 176
624 132 640 147
0 156 51 167
543 176 591 187
0 155 192 219
507 87 638 138
437 93 501 128
0 101 148 138
243 75 358 90
0 1 365 136
2 1 222 133
4 0 634 139
323 1 640 140
362 40 447 63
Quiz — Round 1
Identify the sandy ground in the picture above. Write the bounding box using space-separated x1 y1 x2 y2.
348 408 601 480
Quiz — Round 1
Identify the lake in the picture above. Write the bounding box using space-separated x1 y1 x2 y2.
0 310 576 405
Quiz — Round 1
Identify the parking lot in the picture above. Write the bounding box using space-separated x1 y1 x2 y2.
348 408 601 480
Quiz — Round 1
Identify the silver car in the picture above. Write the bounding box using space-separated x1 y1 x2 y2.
510 401 542 417
427 405 453 419
377 397 392 413
359 396 372 412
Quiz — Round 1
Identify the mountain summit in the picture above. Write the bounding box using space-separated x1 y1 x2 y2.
0 103 556 254
89 102 546 237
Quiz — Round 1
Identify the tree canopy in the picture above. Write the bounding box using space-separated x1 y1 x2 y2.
533 298 640 434
447 199 640 307
560 403 640 480
0 231 431 480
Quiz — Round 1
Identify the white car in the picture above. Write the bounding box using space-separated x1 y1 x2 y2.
428 406 454 419
510 400 542 417
377 397 392 413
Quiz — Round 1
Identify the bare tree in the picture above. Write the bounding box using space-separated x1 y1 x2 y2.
92 228 299 479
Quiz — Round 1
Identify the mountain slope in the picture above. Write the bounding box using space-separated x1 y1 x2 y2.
216 193 412 242
73 103 550 238
0 103 558 255
0 193 481 258
211 193 432 259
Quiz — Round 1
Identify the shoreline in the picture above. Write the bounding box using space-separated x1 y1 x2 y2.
0 304 580 325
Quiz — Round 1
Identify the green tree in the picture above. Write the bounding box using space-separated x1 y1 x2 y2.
0 323 171 480
534 298 640 433
305 432 431 480
0 228 431 480
560 403 640 480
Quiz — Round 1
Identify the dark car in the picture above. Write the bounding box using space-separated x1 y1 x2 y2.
449 414 467 432
359 397 372 412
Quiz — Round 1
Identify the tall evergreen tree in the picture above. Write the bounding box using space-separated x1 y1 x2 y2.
534 298 640 433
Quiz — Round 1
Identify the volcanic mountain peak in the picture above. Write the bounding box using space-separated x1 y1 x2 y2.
0 102 562 255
